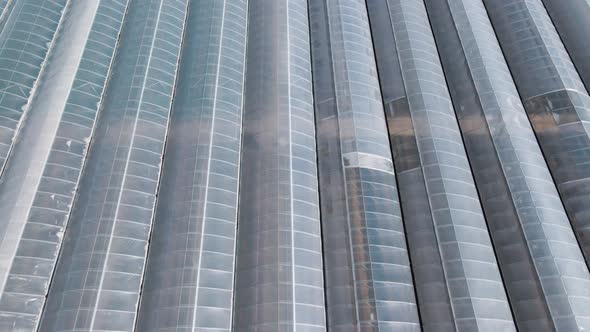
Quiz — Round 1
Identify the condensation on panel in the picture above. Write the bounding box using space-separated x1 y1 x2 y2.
368 0 516 330
541 0 590 91
366 0 454 330
233 0 326 330
309 0 419 331
0 0 129 330
0 0 68 177
483 0 590 277
136 0 248 331
426 0 590 330
38 1 189 331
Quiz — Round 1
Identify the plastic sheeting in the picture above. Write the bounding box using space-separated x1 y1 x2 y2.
38 0 188 331
0 0 12 22
426 0 590 330
367 1 455 330
367 0 516 330
309 0 419 330
484 0 590 272
0 0 588 331
542 0 590 91
0 0 128 330
0 0 68 175
232 0 326 330
136 0 248 331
